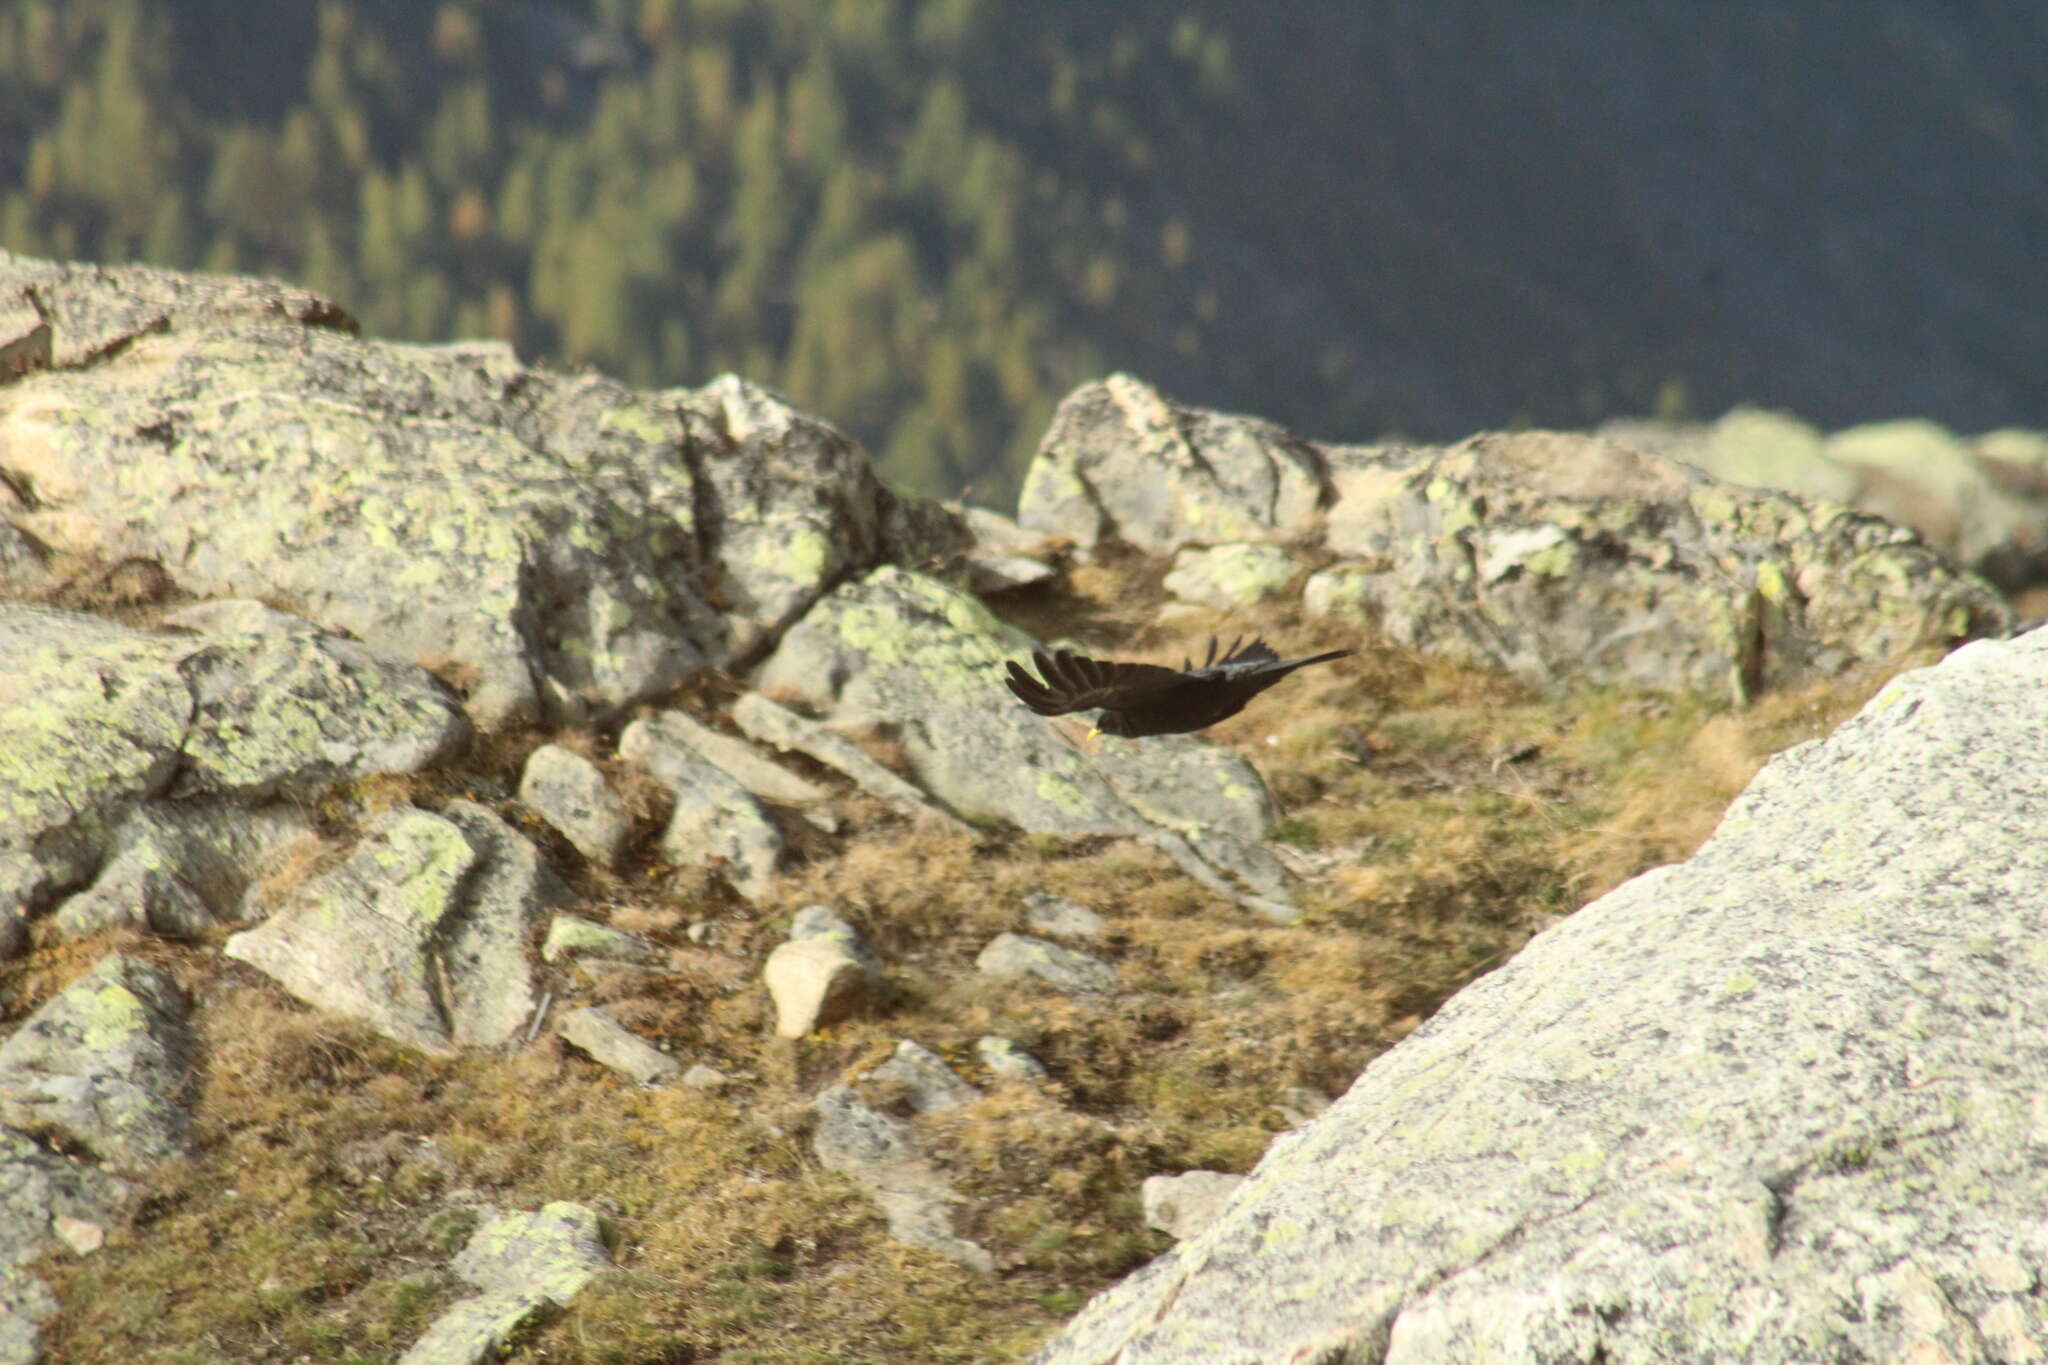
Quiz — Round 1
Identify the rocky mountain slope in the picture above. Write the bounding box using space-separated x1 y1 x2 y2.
0 252 2036 1362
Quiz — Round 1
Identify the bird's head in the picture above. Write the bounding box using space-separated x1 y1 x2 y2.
1093 711 1135 739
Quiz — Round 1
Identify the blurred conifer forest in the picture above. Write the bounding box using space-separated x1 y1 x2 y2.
3 1 2043 501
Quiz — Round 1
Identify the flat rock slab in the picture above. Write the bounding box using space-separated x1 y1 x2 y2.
555 1007 682 1086
225 803 552 1053
813 1084 993 1272
399 1202 611 1365
1033 626 2048 1364
0 954 195 1170
0 251 966 727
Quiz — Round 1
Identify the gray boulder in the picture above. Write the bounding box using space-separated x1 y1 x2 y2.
517 745 630 869
0 954 195 1170
1316 430 2009 700
618 714 783 901
224 803 555 1053
1032 625 2048 1364
1017 375 1330 555
0 251 966 728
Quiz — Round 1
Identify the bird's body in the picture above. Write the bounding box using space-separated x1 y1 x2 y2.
1004 636 1351 738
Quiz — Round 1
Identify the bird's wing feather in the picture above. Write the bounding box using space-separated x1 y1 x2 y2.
1006 650 1188 716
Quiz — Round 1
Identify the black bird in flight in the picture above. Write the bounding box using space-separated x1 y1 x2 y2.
1005 636 1352 738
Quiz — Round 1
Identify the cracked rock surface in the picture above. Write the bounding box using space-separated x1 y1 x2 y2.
0 602 467 939
1032 626 2048 1365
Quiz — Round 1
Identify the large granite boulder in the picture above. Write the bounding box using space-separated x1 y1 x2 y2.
0 251 966 729
1314 430 2009 700
1017 374 1330 554
1033 624 2048 1364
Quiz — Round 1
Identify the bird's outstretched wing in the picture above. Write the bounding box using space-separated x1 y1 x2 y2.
1004 649 1188 717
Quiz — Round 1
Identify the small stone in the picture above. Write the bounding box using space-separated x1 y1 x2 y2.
976 1036 1050 1084
975 932 1116 995
1022 891 1107 942
764 908 881 1038
764 938 874 1039
1141 1171 1246 1240
680 1064 730 1090
541 914 662 966
1161 543 1296 608
868 1041 979 1113
518 745 630 868
52 1216 105 1256
1273 1084 1333 1128
555 1007 681 1086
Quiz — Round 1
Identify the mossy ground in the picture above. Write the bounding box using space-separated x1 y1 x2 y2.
12 554 1921 1362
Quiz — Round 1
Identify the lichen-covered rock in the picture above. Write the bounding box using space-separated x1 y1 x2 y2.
0 601 467 932
1017 375 1330 554
399 1202 611 1365
517 745 630 868
0 251 968 729
1316 430 2008 700
618 714 782 900
540 914 662 967
755 567 1278 852
435 802 557 1048
1031 625 2048 1365
0 1128 130 1365
1159 543 1296 608
1607 408 2048 592
223 804 553 1053
0 954 195 1170
812 1084 993 1272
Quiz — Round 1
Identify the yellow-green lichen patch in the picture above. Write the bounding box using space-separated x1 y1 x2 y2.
77 979 151 1053
1034 771 1094 817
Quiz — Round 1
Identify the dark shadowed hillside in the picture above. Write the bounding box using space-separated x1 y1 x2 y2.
2 0 2041 498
